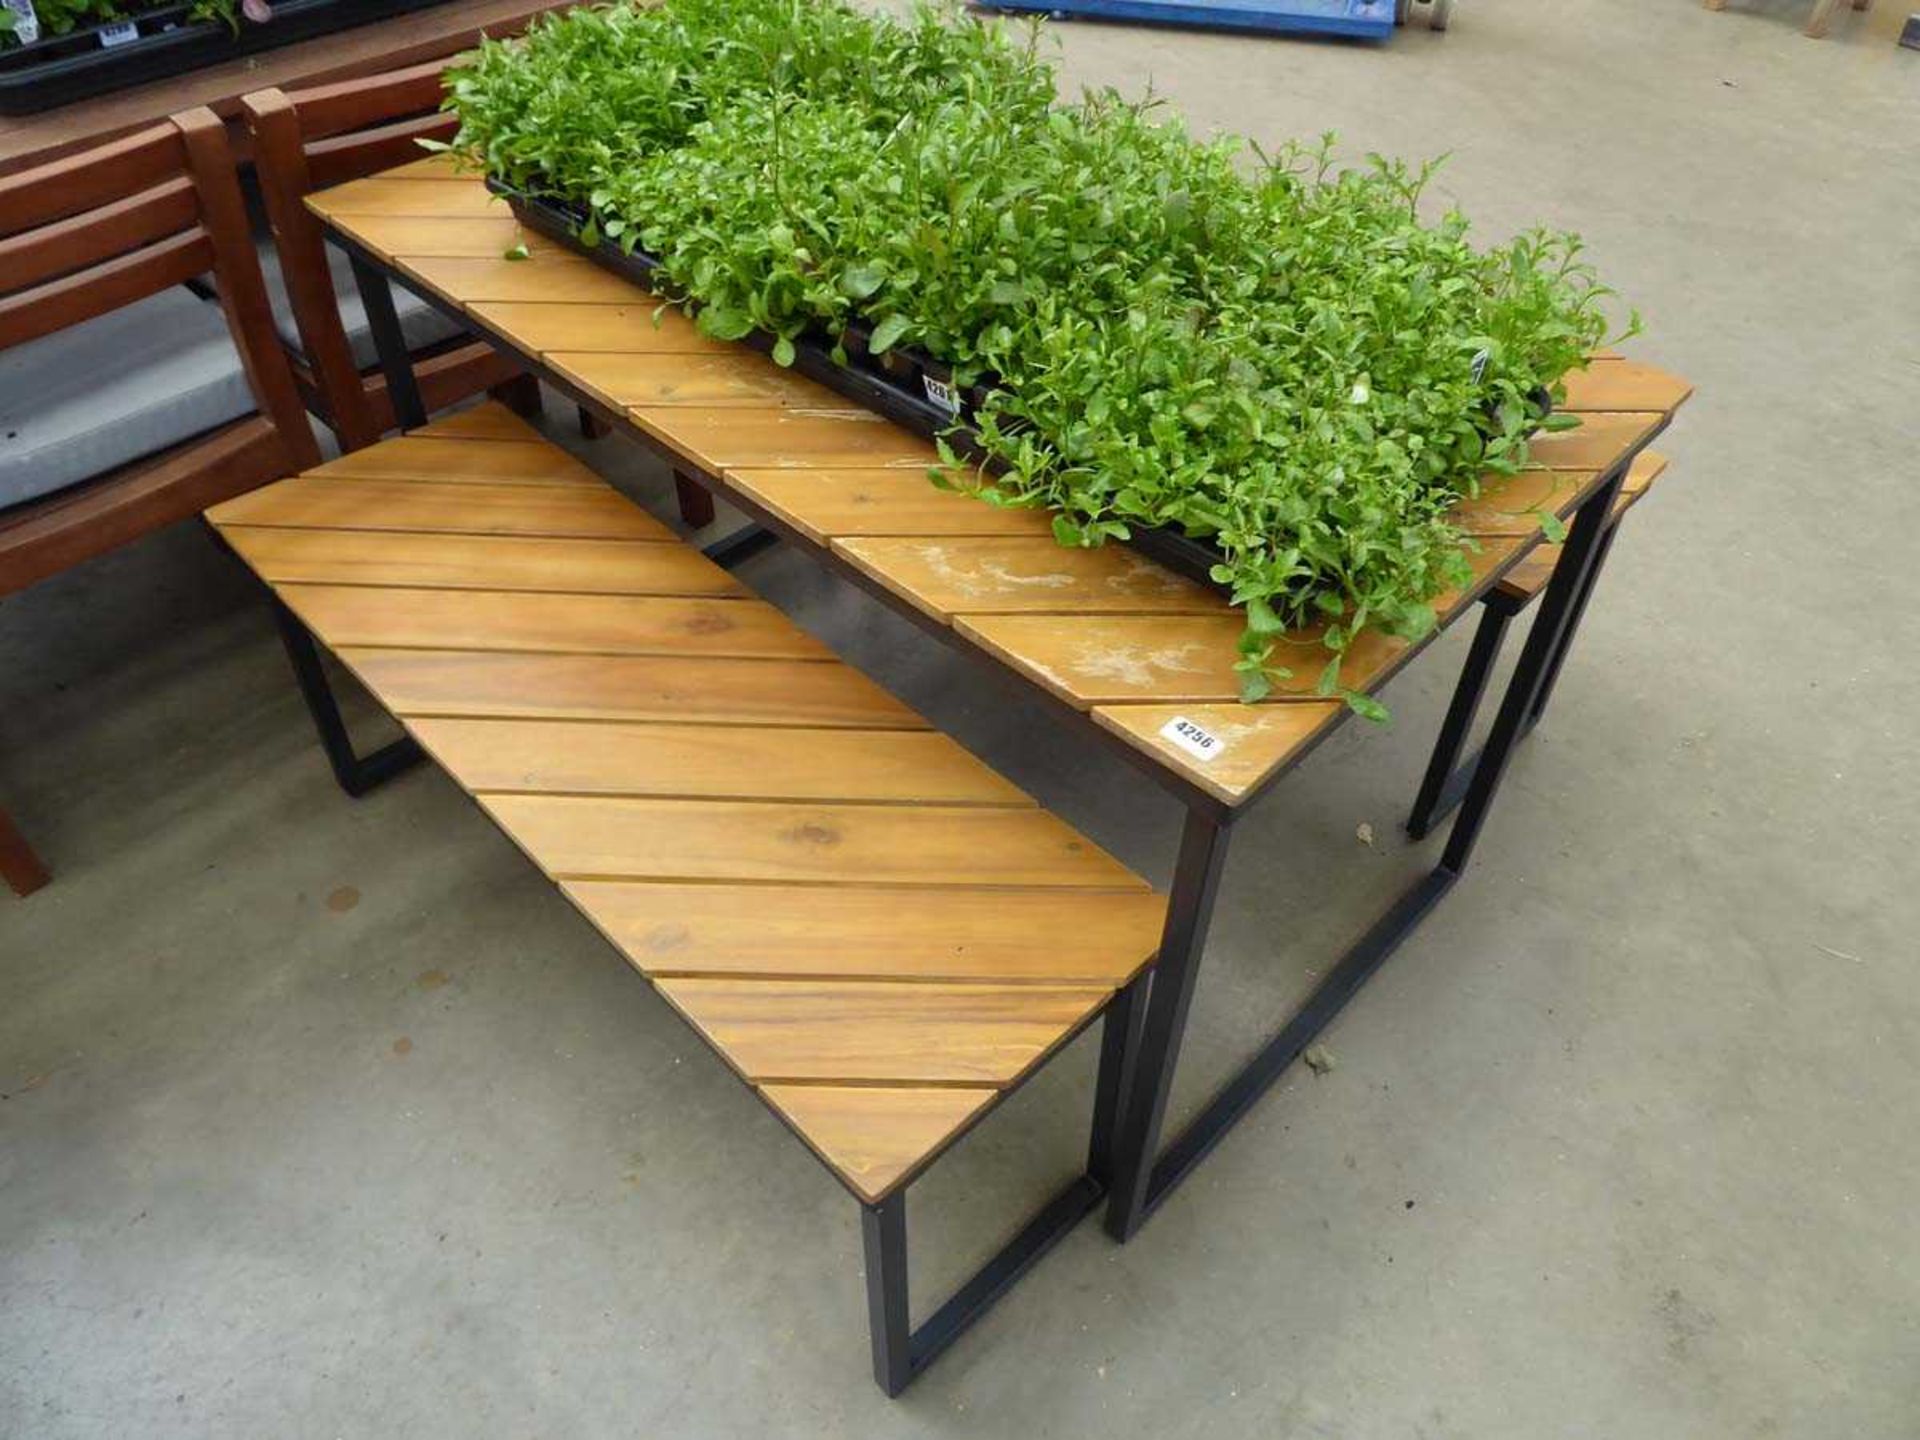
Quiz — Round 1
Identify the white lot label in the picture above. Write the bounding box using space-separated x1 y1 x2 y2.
4 0 41 45
1159 715 1225 762
922 375 959 415
98 19 140 45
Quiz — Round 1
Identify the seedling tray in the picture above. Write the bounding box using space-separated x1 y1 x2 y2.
499 179 1550 599
499 183 1000 456
0 0 459 115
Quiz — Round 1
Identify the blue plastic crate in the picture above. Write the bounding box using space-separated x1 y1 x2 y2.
982 0 1398 40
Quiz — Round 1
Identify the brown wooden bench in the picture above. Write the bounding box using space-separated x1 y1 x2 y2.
1407 448 1670 838
206 402 1165 1394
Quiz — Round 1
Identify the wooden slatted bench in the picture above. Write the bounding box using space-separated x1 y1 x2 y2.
1406 448 1671 838
204 402 1166 1395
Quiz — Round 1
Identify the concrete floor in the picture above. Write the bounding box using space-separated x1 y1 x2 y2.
4 2 1917 1435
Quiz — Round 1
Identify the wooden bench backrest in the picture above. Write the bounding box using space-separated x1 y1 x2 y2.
0 109 319 595
243 62 462 450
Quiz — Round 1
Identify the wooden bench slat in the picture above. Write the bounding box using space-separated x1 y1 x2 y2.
479 794 1150 890
338 649 932 730
277 585 834 660
305 436 603 487
219 528 739 596
407 401 547 443
414 718 1033 806
207 477 676 541
564 881 1161 984
653 978 1111 1085
759 1085 997 1203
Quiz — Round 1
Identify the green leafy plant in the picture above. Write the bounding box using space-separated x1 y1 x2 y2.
448 0 1634 710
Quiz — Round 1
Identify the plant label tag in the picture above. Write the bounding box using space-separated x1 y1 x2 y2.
922 375 959 416
1470 348 1491 385
98 19 140 45
3 0 40 45
1159 715 1225 762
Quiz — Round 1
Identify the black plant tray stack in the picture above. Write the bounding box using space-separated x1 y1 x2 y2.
498 183 1007 471
496 180 1555 598
0 0 458 115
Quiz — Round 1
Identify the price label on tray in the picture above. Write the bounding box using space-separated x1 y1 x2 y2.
922 375 959 416
4 0 41 45
97 19 140 46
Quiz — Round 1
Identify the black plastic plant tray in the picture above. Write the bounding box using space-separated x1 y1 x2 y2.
496 179 1554 601
0 0 459 115
496 182 1002 466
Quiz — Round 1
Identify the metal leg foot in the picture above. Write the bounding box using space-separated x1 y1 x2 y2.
271 600 424 799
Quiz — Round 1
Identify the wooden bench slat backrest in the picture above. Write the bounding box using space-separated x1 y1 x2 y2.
244 61 470 451
0 108 320 597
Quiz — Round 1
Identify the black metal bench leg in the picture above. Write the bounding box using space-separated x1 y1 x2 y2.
1407 597 1517 840
860 975 1147 1396
271 600 424 799
863 1193 913 1397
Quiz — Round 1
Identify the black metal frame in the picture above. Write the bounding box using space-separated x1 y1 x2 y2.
1101 461 1629 1240
270 600 424 799
1406 512 1627 840
323 237 1662 1387
864 976 1145 1396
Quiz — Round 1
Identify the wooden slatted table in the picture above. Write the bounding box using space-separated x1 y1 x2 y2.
304 156 1694 1247
208 403 1164 1393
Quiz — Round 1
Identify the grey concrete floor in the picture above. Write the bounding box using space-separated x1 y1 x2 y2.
4 2 1917 1435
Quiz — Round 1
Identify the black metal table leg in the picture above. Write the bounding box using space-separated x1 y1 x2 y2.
1407 596 1518 840
1525 520 1624 728
1103 811 1232 1241
860 974 1148 1396
1438 466 1625 873
1098 469 1632 1241
271 600 424 799
348 251 428 432
1408 507 1630 838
